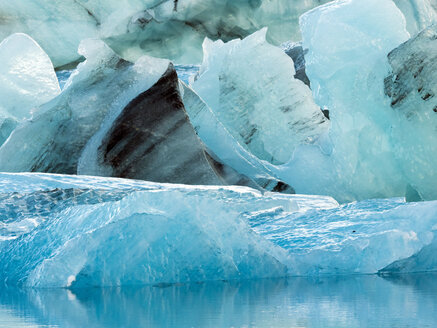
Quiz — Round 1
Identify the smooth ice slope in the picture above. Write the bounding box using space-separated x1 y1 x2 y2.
0 33 60 145
192 29 329 165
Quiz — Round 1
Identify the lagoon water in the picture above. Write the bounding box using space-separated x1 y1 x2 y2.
1 273 436 328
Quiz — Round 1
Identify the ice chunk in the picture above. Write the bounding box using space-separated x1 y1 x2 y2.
78 63 222 185
0 33 60 120
0 39 168 174
0 1 99 68
394 0 437 35
0 33 60 144
252 197 437 276
0 172 307 288
277 0 411 202
2 173 437 287
384 25 437 201
192 29 329 165
180 81 295 193
0 0 329 67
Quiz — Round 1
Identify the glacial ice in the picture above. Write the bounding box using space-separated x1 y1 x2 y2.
0 0 330 67
2 173 437 287
0 33 60 145
0 39 168 174
394 0 437 35
77 61 228 186
180 81 295 193
263 0 410 202
187 0 423 202
191 28 329 165
0 173 308 287
384 25 437 201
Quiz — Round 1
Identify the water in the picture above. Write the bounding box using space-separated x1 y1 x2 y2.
55 65 199 90
55 70 72 90
1 273 436 327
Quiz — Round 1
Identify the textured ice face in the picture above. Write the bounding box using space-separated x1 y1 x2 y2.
192 29 329 165
254 197 437 276
0 173 307 287
0 0 330 67
0 33 60 120
394 0 437 35
2 173 437 288
180 81 295 193
77 62 226 186
270 0 410 202
384 25 437 201
0 39 168 174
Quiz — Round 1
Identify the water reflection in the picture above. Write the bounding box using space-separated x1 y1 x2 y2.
1 274 436 328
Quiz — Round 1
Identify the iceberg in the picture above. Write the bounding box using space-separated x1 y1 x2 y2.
271 0 411 202
2 173 437 288
0 0 330 68
180 81 295 193
254 197 437 276
394 0 437 35
0 172 312 287
191 29 329 165
0 36 293 191
384 25 437 201
0 39 168 175
0 33 60 144
77 61 224 186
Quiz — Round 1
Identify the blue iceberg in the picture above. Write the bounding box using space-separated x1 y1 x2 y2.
1 173 437 288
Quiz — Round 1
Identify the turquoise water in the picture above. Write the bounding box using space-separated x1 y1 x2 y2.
1 274 436 328
56 65 199 90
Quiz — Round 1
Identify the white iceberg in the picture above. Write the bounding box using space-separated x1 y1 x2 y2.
0 33 60 144
191 28 329 165
272 0 411 202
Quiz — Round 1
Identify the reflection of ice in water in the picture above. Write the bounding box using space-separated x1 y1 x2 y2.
1 274 437 328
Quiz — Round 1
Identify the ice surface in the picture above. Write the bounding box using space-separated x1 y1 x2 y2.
0 39 168 174
78 62 227 186
394 0 437 35
253 197 437 276
0 33 60 145
180 81 295 193
0 173 311 287
268 0 411 202
2 173 437 287
384 25 437 201
192 29 329 165
0 33 60 120
0 0 330 67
